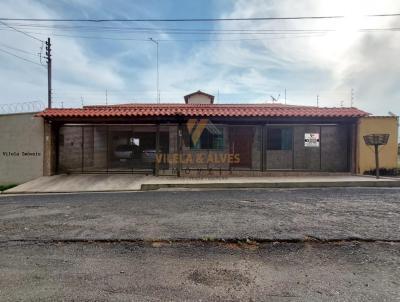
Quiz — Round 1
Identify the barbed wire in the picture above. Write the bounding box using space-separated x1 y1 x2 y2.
0 101 45 114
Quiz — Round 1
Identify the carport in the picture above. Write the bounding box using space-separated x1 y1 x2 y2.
36 91 369 177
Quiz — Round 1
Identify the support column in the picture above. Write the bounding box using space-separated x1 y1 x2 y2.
155 124 160 176
374 145 380 179
319 125 322 171
260 125 265 172
350 122 358 174
177 123 182 177
43 120 57 176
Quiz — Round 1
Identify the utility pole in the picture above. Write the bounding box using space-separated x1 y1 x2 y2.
149 38 160 103
316 94 319 107
45 37 52 108
105 89 108 105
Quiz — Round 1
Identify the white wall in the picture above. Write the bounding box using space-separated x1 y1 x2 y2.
0 113 44 184
187 94 213 104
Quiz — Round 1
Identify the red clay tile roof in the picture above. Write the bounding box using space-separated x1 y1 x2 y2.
36 103 369 118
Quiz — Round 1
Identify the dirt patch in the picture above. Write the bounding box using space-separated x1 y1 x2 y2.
151 241 171 248
188 268 251 287
221 241 259 250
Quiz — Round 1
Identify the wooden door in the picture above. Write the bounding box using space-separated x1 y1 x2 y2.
230 127 254 168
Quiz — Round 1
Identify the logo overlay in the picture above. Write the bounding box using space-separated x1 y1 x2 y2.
186 118 208 146
156 119 240 165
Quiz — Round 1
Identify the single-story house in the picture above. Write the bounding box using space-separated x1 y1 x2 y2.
32 90 398 178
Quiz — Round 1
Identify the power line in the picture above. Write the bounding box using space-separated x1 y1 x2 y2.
1 13 400 22
2 25 400 42
0 23 333 33
0 26 333 36
24 32 328 41
3 23 400 33
0 47 44 67
4 23 400 33
0 27 329 41
0 20 43 42
0 28 332 35
0 42 34 55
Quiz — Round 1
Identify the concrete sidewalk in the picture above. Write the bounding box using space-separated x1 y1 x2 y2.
140 174 400 191
3 173 400 194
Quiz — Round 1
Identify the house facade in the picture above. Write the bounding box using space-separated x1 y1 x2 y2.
36 90 385 177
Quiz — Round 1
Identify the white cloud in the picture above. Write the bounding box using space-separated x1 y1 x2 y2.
0 0 399 115
0 0 125 108
140 0 400 112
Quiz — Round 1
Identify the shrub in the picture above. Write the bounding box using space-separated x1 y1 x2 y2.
363 168 399 177
0 184 17 191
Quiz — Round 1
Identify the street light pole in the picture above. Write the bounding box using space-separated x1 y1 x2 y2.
149 38 160 103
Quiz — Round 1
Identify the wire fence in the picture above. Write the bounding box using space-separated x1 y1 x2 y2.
0 101 45 114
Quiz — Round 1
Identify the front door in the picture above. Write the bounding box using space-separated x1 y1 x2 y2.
230 126 254 168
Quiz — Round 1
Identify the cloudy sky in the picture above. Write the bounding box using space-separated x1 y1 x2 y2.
0 0 399 115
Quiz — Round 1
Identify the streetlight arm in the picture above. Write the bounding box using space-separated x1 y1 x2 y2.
149 38 160 103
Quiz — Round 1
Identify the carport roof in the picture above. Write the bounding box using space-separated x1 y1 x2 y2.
36 103 369 119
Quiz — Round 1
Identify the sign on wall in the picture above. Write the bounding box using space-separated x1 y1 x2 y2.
304 133 320 147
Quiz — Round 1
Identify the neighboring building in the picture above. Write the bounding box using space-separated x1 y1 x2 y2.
1 91 397 183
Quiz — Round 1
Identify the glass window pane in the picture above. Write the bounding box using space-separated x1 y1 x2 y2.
267 128 292 150
190 126 224 150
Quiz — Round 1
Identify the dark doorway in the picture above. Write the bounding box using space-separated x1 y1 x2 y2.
230 126 254 168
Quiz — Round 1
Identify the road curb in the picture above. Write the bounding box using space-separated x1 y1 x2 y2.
140 180 400 191
2 180 399 195
0 189 142 196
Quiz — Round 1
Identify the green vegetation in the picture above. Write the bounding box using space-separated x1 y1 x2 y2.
0 184 17 192
364 168 399 177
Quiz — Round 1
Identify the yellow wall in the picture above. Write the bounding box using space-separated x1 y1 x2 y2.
357 116 398 174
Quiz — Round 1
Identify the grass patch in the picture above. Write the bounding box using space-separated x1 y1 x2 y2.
0 184 17 192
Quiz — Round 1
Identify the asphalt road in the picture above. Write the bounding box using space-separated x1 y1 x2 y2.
1 188 400 301
0 241 399 301
0 187 399 241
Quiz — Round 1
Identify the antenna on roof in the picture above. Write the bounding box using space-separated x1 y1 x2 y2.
316 94 319 107
81 96 84 107
270 94 280 103
350 88 354 107
105 89 108 105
